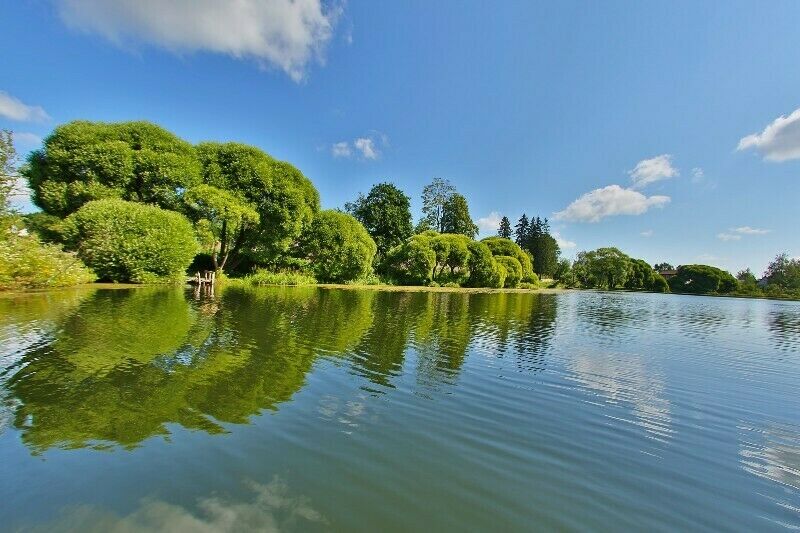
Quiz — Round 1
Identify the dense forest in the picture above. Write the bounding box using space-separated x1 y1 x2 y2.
1 121 798 299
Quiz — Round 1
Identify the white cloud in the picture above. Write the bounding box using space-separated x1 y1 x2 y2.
717 233 742 242
554 185 670 223
629 154 678 189
330 141 351 158
553 230 576 249
737 107 800 161
331 133 386 160
354 137 378 160
0 92 49 122
691 167 704 181
640 230 653 237
476 212 502 234
56 0 340 82
732 226 770 235
12 132 43 152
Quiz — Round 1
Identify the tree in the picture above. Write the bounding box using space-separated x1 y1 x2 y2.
554 258 573 285
498 216 512 239
63 199 198 283
440 193 478 238
345 182 412 259
298 210 376 283
668 264 737 294
1 130 17 224
514 214 530 247
737 268 757 285
466 240 504 288
572 247 631 289
653 262 674 271
384 235 436 285
24 121 201 217
764 253 800 290
420 178 456 232
196 142 319 265
495 255 523 287
183 184 259 272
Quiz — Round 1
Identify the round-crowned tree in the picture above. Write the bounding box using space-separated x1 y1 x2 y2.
64 199 198 283
24 121 201 217
481 236 534 280
298 210 377 283
495 255 523 288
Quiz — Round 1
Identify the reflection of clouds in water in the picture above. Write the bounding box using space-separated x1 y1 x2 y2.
21 477 326 533
567 351 672 441
740 423 800 490
317 394 369 432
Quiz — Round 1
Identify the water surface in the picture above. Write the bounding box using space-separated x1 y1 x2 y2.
1 287 799 531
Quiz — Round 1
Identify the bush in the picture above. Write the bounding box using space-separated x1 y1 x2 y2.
443 281 460 288
668 264 737 294
518 281 538 289
298 210 377 283
650 273 669 293
239 269 317 286
465 240 498 287
481 236 534 279
63 199 198 283
0 232 95 289
384 235 437 285
495 255 522 288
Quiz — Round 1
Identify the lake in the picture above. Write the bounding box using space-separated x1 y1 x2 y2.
1 286 799 531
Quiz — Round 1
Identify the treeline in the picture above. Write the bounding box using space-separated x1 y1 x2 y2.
2 121 549 289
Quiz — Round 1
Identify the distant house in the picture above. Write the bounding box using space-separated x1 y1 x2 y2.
658 269 678 280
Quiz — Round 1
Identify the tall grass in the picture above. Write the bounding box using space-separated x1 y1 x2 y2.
237 269 317 287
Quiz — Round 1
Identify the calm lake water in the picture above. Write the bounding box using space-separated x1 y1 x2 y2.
1 286 799 531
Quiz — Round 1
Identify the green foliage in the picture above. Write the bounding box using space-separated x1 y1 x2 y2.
668 264 737 294
573 247 631 289
430 233 471 282
384 235 437 285
654 262 674 271
0 233 95 289
498 216 512 239
481 236 534 280
466 240 503 288
0 130 17 222
238 269 317 286
345 182 412 259
22 212 65 243
63 199 198 283
764 253 800 290
183 184 259 271
440 193 478 238
24 121 201 217
420 177 456 232
298 210 376 283
196 142 320 264
650 274 670 293
553 258 573 284
495 255 523 287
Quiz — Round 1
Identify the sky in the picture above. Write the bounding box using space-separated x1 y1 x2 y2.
2 0 799 275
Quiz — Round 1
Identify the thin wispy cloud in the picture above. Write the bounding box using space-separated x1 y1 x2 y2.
554 185 670 223
629 154 678 189
55 0 342 82
353 137 378 159
553 230 576 249
717 233 741 242
0 92 49 122
733 226 770 235
330 141 351 158
737 107 800 161
640 230 653 237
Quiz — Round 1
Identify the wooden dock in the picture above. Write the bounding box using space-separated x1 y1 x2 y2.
189 270 216 286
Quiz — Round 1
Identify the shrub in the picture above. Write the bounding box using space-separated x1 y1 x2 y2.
492 262 508 289
481 236 534 280
668 264 737 294
495 255 523 288
240 269 317 286
465 240 498 287
63 199 198 283
518 281 538 289
443 282 460 288
650 273 669 293
298 210 377 283
384 235 437 285
0 232 95 290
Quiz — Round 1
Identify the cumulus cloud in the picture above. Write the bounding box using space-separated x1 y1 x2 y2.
733 226 770 235
737 108 800 161
553 230 576 249
0 92 49 122
476 212 501 234
554 185 670 223
717 233 741 242
353 137 378 159
331 133 386 160
55 0 341 82
628 154 678 189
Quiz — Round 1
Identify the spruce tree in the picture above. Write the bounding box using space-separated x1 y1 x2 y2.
498 216 512 239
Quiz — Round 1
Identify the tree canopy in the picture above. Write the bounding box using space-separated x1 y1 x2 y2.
668 264 737 294
440 193 478 238
298 210 377 283
420 178 456 232
345 182 412 259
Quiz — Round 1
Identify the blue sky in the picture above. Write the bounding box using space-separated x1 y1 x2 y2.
2 1 799 274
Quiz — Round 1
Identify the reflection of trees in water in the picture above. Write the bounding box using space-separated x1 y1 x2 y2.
5 286 560 452
767 308 800 354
